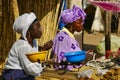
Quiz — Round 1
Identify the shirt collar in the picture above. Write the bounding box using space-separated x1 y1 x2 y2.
61 27 75 39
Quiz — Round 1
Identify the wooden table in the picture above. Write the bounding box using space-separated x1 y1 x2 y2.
36 68 79 80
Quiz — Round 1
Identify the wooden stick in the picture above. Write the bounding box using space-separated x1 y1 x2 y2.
12 0 20 40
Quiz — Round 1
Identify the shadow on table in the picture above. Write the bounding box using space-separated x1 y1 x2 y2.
83 44 97 51
83 44 103 58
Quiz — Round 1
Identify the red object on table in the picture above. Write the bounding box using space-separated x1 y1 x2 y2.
105 50 113 59
117 47 120 57
118 47 120 51
106 48 120 59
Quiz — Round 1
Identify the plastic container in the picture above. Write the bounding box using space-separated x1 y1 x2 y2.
64 51 86 63
26 51 48 62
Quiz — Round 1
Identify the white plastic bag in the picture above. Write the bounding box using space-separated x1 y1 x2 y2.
78 69 93 78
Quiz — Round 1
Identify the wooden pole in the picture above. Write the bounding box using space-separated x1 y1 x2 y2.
105 11 111 51
105 0 118 52
12 0 19 18
117 14 120 35
12 0 20 40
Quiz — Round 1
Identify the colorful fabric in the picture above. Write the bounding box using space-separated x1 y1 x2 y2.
52 28 82 70
2 69 35 80
13 12 36 40
88 0 120 12
61 5 86 25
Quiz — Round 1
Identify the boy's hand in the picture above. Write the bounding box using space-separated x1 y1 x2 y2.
42 40 53 51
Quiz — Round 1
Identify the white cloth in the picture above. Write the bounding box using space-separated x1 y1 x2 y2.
4 39 43 76
13 12 36 40
91 6 104 32
96 35 120 55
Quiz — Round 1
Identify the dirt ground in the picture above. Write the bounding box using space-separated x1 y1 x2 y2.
83 31 104 51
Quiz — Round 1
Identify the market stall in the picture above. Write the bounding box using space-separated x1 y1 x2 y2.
1 0 120 80
37 1 120 79
35 53 120 80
